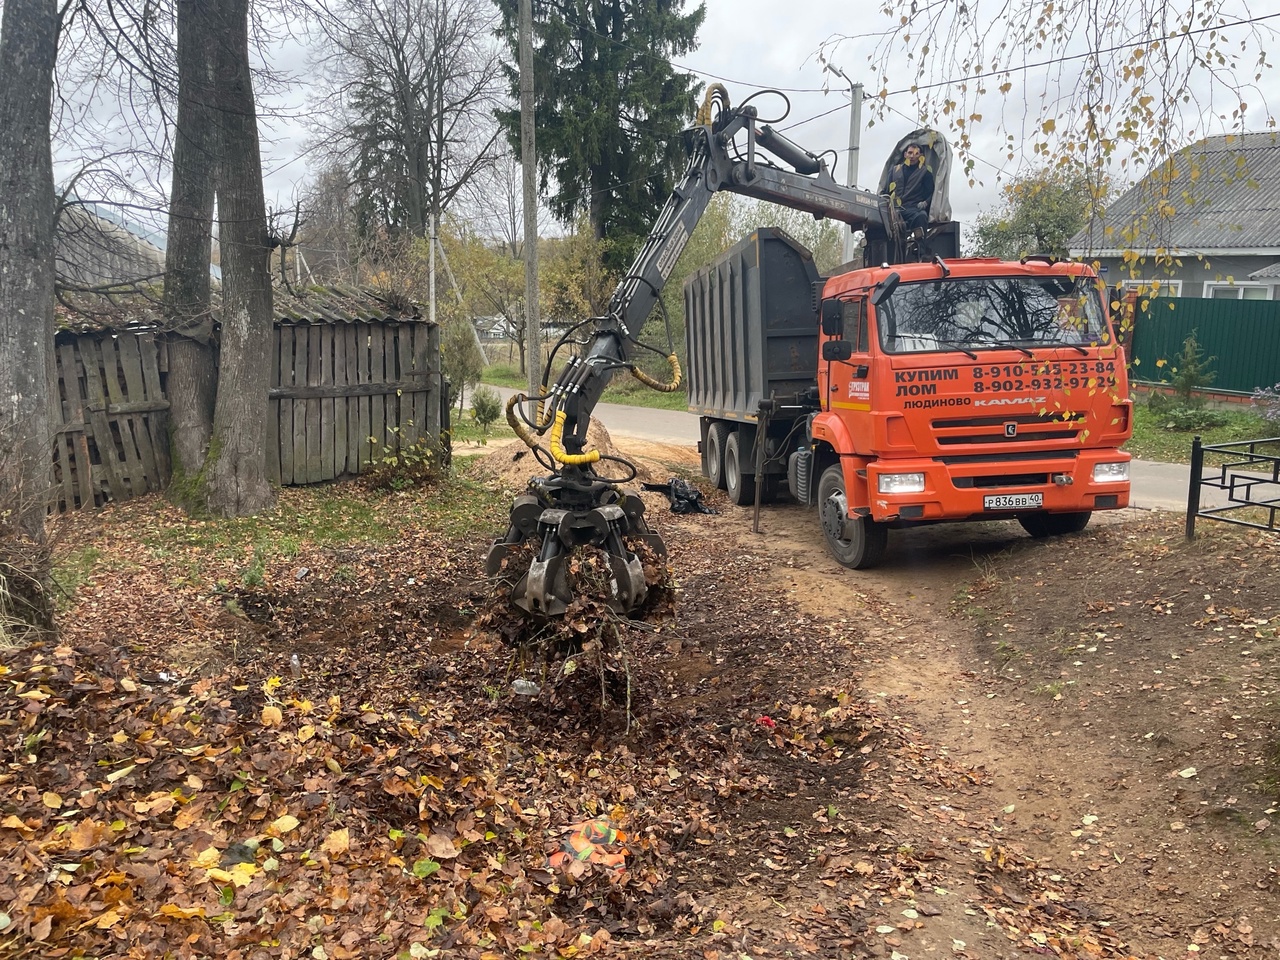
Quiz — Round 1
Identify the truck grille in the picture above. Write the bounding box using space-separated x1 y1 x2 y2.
932 412 1084 447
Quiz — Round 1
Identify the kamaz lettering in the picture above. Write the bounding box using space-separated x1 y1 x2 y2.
973 396 1048 408
894 369 958 384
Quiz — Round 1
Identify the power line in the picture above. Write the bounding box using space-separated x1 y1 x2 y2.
882 10 1280 97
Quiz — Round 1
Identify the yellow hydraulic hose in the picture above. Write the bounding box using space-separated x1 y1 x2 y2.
548 410 601 466
697 84 729 126
631 353 682 393
505 394 539 450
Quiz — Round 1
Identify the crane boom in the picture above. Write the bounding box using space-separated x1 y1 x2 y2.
485 89 917 619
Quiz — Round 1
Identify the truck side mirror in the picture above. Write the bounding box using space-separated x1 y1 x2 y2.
871 272 901 306
820 299 844 337
822 340 853 362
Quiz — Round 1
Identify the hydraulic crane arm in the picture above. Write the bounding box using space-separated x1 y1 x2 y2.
486 88 891 619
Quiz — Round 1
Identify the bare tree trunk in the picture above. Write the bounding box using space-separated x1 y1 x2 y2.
0 0 58 543
164 0 218 485
203 0 275 516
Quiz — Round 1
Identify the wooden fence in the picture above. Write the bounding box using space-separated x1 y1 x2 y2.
52 330 170 512
51 314 442 510
268 321 442 485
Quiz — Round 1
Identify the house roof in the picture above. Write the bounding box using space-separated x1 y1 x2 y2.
1248 261 1280 280
1068 131 1280 256
56 204 167 290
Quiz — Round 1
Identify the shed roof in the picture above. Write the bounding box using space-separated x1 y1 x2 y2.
56 285 428 334
274 286 425 324
1068 131 1280 256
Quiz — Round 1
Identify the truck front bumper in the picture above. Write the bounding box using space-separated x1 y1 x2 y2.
864 451 1131 522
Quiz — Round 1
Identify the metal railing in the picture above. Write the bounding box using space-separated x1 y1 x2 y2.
1185 435 1280 538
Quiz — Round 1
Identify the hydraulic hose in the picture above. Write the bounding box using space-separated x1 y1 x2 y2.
548 410 601 466
631 353 683 392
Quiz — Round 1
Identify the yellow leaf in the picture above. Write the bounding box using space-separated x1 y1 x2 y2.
105 764 136 784
270 814 300 835
321 828 350 857
298 725 316 743
94 909 123 929
2 815 30 831
191 847 220 869
42 792 63 810
261 705 283 727
263 676 282 696
159 904 206 919
1156 358 1167 368
227 862 257 888
1041 118 1056 134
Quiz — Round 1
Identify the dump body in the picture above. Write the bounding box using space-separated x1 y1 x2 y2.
684 228 821 421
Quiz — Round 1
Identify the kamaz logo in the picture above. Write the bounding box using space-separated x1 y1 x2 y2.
1004 422 1018 438
973 396 1047 408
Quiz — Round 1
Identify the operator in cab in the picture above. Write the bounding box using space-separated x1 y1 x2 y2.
884 142 934 232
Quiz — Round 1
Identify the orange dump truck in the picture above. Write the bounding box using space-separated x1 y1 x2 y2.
685 228 1133 568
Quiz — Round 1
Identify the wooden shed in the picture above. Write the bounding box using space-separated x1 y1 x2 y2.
50 287 443 511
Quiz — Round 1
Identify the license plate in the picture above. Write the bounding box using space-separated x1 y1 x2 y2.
984 493 1043 510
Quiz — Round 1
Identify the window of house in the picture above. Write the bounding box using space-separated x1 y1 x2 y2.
1204 282 1270 300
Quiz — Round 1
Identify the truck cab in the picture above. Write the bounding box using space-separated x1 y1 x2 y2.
686 230 1132 569
807 257 1131 563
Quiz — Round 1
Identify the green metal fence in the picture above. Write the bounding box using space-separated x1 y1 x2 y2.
1130 297 1280 395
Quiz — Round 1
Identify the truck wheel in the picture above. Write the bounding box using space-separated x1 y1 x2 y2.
705 422 730 490
818 464 888 569
724 432 756 506
1018 511 1092 539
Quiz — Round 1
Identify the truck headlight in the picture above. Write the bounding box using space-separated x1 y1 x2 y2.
1092 461 1129 482
878 472 925 494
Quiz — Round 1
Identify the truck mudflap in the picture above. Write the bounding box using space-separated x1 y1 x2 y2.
863 452 1131 522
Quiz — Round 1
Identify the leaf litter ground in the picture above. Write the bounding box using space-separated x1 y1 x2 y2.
1 459 1277 959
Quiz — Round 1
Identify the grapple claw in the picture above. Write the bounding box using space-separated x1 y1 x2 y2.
487 477 667 619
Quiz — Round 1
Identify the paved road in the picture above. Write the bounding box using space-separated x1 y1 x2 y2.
483 384 1214 511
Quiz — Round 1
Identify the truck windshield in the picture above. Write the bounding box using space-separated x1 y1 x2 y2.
876 275 1110 355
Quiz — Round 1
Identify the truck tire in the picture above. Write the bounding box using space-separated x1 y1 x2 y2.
724 432 756 506
705 421 730 490
1018 511 1092 539
818 464 888 569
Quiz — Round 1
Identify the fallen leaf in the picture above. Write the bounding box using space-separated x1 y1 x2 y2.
270 814 300 835
261 705 283 727
321 828 350 857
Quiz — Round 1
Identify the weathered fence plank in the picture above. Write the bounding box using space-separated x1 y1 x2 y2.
53 291 439 505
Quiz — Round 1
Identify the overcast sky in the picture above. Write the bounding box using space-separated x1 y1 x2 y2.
62 1 1279 242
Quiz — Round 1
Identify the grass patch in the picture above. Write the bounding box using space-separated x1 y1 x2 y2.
50 546 102 610
90 468 511 588
1125 404 1272 464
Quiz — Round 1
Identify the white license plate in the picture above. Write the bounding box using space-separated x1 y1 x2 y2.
984 493 1043 510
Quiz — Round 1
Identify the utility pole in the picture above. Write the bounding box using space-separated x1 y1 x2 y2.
824 63 863 265
518 0 541 392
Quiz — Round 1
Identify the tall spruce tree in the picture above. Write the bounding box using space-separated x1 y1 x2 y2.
495 0 705 269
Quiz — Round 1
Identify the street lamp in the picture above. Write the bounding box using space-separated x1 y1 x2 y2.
824 62 864 264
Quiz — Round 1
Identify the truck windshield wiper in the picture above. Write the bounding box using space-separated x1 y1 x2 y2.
1049 340 1089 356
932 338 979 360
